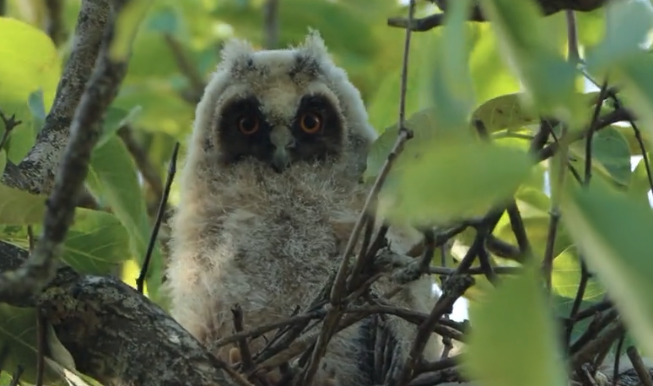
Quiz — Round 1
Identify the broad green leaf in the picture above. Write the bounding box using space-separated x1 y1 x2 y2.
425 0 475 130
478 0 577 124
364 109 441 181
469 24 521 103
98 105 142 147
27 209 131 275
378 139 535 225
0 304 63 384
551 246 606 300
471 92 604 133
0 183 47 225
568 126 632 186
575 8 606 49
561 179 653 359
0 17 60 162
629 156 653 205
493 214 573 262
462 266 568 386
585 0 653 73
87 136 163 295
110 0 155 61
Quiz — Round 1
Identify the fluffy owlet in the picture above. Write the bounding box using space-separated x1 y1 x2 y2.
164 30 442 386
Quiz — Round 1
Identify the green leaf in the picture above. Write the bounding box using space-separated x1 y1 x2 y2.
462 266 568 386
601 53 653 149
629 156 652 205
585 0 653 73
493 215 573 262
87 137 162 294
0 183 47 225
478 0 577 124
0 149 6 176
551 246 606 300
561 179 653 359
99 105 142 147
28 88 46 133
0 17 61 162
568 126 633 187
110 0 155 61
424 0 475 130
0 305 62 385
378 139 535 225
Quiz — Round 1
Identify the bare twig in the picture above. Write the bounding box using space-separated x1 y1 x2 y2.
232 305 255 372
0 109 22 149
387 0 607 31
163 33 206 102
118 124 164 199
584 79 610 185
626 346 653 386
137 141 180 293
566 10 580 63
2 0 111 194
571 321 625 370
263 0 280 49
8 365 23 386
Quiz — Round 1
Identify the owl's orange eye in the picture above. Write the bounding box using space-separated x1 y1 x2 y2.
238 116 259 135
299 112 322 134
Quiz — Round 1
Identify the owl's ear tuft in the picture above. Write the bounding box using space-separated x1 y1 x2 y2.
219 38 256 75
297 28 332 65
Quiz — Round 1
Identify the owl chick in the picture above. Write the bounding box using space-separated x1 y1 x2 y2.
165 30 442 386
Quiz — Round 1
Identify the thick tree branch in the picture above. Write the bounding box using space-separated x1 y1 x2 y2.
1 0 110 194
0 240 237 386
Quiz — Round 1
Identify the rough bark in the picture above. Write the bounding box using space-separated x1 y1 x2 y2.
1 0 110 194
0 241 235 386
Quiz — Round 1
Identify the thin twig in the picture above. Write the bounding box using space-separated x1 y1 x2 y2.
35 308 46 386
584 79 610 185
137 142 180 293
0 109 22 149
613 334 626 386
566 259 591 345
163 33 206 102
118 125 164 200
8 365 23 386
626 346 653 386
263 0 279 49
44 0 67 46
232 304 255 372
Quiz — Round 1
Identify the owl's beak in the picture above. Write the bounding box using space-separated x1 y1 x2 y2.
270 126 295 173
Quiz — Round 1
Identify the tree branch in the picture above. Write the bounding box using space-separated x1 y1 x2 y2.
1 0 110 194
388 0 607 31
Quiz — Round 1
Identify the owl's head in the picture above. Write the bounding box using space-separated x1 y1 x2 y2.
190 30 377 176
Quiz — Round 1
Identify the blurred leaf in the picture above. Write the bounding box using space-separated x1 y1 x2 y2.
472 92 604 133
494 215 573 261
575 8 606 48
0 304 62 385
629 156 652 205
110 0 155 61
462 266 568 386
585 0 653 73
551 245 605 300
27 88 46 132
87 136 163 295
0 150 6 175
99 105 142 147
561 179 653 359
478 0 577 123
0 183 46 225
425 0 475 129
568 126 632 187
143 5 181 34
0 17 60 163
379 139 535 225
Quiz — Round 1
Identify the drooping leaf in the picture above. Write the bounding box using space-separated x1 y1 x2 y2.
0 183 47 225
378 138 535 225
87 136 163 295
561 179 653 359
478 0 578 125
462 266 568 386
568 126 633 187
551 246 606 300
110 0 155 61
585 0 653 73
27 88 46 133
0 17 61 163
